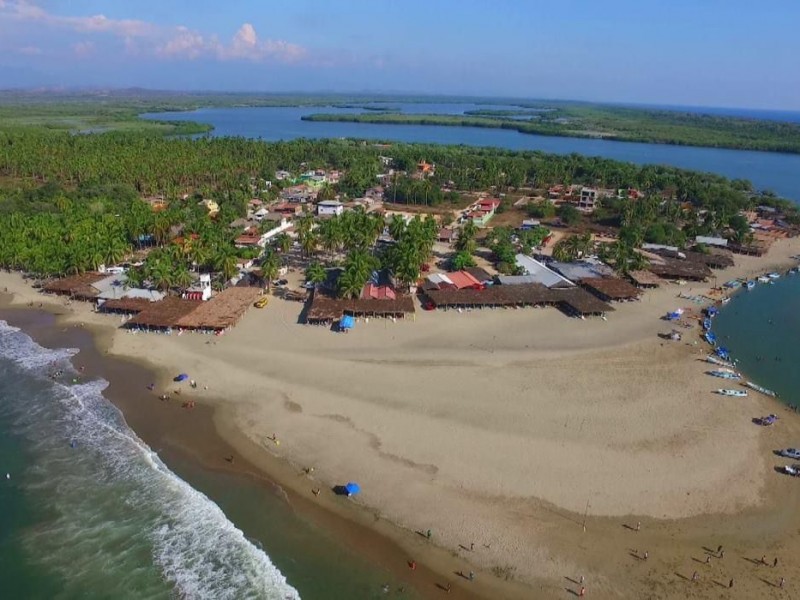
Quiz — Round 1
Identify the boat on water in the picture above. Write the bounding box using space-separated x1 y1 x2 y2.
705 306 719 318
746 280 756 290
744 381 778 398
724 280 742 289
768 272 781 280
708 370 741 379
702 318 712 330
758 275 770 284
721 297 731 304
704 331 717 345
706 355 735 368
715 346 731 360
716 389 748 397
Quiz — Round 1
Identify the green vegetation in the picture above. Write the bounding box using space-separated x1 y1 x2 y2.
302 105 800 154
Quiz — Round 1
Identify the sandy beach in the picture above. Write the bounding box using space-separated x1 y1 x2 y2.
3 236 800 598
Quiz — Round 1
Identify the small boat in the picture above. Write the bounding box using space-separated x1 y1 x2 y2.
724 280 742 289
715 346 730 360
746 280 756 290
704 331 717 345
716 389 748 397
708 370 741 380
758 275 770 284
706 355 735 368
702 318 712 330
721 297 731 304
768 272 781 280
705 306 719 318
744 381 778 398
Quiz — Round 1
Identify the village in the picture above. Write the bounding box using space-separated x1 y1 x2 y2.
37 156 800 335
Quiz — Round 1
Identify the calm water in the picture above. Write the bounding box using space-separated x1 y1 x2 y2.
712 273 800 403
0 320 417 599
141 104 800 200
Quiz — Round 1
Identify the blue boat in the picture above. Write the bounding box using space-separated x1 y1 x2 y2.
704 331 717 345
703 318 712 330
706 306 719 318
746 280 756 290
708 369 741 380
715 346 730 360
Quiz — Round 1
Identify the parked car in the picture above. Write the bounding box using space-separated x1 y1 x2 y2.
254 296 269 309
780 448 800 460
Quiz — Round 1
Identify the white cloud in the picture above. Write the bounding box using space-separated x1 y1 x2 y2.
1 1 307 64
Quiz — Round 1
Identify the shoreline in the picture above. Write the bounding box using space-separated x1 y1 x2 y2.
3 236 800 598
0 302 497 600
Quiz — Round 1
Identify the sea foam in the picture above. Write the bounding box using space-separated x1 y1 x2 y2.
0 320 300 599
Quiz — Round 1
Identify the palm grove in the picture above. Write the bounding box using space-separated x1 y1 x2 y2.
0 128 797 297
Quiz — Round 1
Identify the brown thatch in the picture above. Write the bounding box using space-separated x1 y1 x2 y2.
127 297 202 329
99 298 153 313
579 277 641 301
176 287 262 330
685 248 735 269
648 257 712 281
553 287 615 316
628 270 661 288
424 283 554 307
306 289 415 323
423 283 614 315
43 273 106 298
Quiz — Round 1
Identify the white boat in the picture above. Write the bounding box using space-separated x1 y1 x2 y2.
768 272 781 280
744 381 778 398
746 280 756 290
708 370 741 380
758 276 770 284
706 355 735 368
716 389 748 397
721 297 731 304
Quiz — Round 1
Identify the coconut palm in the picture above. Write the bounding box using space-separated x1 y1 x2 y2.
261 251 280 290
305 262 327 288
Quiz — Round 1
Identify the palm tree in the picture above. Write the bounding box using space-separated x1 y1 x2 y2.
173 266 193 291
300 229 319 258
305 262 327 288
274 232 292 254
261 252 280 290
388 214 406 241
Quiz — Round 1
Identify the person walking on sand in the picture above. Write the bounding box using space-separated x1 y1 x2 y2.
780 577 785 588
410 561 416 571
773 557 778 568
717 544 722 555
470 542 474 551
445 582 451 593
761 554 767 565
705 555 711 565
426 529 432 540
579 586 585 597
635 521 640 532
691 571 699 582
720 550 724 559
468 571 474 581
643 550 648 561
729 578 734 588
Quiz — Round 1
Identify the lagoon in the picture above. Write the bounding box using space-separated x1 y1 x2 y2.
142 104 800 201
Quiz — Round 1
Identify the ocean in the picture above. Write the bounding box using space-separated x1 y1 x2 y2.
0 320 300 599
712 272 800 403
0 318 419 599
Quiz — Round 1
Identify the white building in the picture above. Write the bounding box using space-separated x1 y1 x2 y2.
317 200 344 217
578 187 599 212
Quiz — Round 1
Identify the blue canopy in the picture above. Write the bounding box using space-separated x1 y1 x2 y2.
340 315 355 330
345 482 361 495
174 373 189 382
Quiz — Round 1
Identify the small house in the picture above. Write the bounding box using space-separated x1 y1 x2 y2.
317 200 344 217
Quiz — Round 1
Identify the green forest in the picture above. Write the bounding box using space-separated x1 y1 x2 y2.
302 105 800 154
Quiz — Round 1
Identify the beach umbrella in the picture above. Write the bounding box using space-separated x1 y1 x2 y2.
174 373 189 382
345 482 361 496
340 315 355 330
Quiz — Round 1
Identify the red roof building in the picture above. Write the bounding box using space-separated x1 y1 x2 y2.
361 283 397 300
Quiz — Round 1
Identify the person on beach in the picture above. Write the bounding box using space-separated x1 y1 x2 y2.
761 555 767 565
720 550 724 559
774 557 778 568
691 571 699 582
579 586 585 597
705 555 711 565
717 544 722 554
470 542 474 551
445 582 451 593
468 571 474 581
780 577 785 588
643 550 648 560
409 560 416 570
426 529 432 540
312 488 320 497
729 578 734 588
635 521 640 532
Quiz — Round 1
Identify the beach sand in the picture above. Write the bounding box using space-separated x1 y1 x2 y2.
3 236 800 598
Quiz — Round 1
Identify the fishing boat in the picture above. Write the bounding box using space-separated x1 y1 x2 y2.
706 355 735 368
758 275 770 284
704 331 717 345
746 280 756 290
708 370 741 380
705 306 719 318
768 272 781 280
715 346 730 360
702 318 712 330
721 297 731 305
744 381 778 398
724 280 741 289
716 389 748 397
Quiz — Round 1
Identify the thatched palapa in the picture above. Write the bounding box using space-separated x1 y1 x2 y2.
43 273 106 299
579 277 641 302
648 257 712 281
99 298 153 313
175 287 262 330
628 270 661 288
127 297 202 329
306 289 415 323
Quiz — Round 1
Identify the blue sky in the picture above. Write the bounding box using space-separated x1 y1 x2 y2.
0 0 798 109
